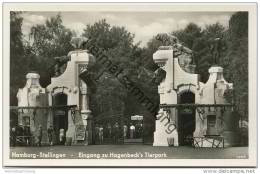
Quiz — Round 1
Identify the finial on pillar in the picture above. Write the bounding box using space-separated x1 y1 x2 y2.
25 71 41 88
70 36 88 50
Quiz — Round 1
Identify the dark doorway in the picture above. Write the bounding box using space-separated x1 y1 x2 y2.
178 91 195 146
207 115 217 135
53 93 68 145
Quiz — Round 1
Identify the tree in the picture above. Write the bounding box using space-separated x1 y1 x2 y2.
172 22 228 82
82 19 138 119
224 12 248 120
82 20 158 143
197 23 227 82
141 36 162 71
29 14 73 87
10 12 27 105
173 23 203 49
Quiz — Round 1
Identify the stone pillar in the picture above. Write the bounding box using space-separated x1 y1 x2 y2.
47 92 53 129
153 47 179 146
80 80 93 145
17 72 47 145
46 37 95 145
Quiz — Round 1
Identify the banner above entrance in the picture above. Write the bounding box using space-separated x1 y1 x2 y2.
131 115 143 121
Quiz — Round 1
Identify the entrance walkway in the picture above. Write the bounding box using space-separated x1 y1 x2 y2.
10 145 248 159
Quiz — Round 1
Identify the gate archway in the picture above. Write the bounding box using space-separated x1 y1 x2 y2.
53 93 68 145
178 91 195 146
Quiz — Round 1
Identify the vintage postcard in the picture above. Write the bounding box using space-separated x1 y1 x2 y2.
2 2 257 167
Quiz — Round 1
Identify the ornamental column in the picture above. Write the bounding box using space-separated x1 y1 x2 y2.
69 36 95 145
79 79 93 145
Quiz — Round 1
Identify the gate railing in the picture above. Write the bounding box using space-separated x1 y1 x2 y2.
10 105 77 146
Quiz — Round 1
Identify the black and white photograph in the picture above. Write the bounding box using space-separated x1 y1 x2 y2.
2 2 257 168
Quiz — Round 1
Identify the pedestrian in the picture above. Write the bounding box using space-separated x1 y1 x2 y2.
16 123 24 136
139 123 143 138
107 123 112 138
113 122 119 144
99 126 104 144
10 127 16 147
123 124 128 139
47 125 54 146
130 124 135 139
95 124 99 144
59 128 65 145
24 126 31 146
37 125 42 147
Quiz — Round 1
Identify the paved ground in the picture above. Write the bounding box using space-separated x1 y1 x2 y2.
10 145 248 159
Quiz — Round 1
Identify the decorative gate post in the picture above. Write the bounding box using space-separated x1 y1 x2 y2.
46 36 95 145
153 46 179 146
79 72 93 145
17 72 47 145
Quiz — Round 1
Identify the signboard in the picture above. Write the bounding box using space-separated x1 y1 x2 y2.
55 110 66 116
75 125 85 140
131 115 143 120
180 108 193 114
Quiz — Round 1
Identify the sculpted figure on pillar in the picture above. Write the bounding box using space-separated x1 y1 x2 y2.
155 33 195 73
209 37 223 65
152 68 167 85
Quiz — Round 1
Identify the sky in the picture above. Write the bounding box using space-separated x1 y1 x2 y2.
21 11 234 47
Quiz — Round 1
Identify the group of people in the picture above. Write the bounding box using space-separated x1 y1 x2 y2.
94 122 143 144
124 123 143 139
94 122 121 144
10 124 66 147
10 122 144 146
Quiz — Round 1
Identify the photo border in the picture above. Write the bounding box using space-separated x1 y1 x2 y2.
2 2 257 167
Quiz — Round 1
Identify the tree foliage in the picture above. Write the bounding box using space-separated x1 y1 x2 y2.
224 12 248 119
28 14 73 87
10 12 27 105
82 19 158 122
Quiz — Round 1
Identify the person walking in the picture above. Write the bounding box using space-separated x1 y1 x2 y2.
10 127 16 147
123 125 128 139
99 126 104 144
47 125 54 146
59 128 65 145
94 124 99 145
24 126 31 146
107 123 112 138
130 124 135 139
113 122 119 144
37 125 43 147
